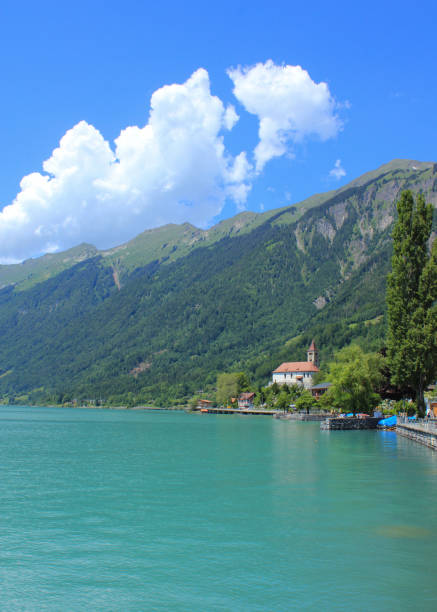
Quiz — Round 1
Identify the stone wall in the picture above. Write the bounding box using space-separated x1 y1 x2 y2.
320 417 380 430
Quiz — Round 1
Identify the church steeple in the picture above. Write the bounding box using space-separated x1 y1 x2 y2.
307 339 319 367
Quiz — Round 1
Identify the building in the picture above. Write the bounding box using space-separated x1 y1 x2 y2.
311 382 332 399
197 399 213 410
271 340 320 389
307 339 319 367
238 392 255 410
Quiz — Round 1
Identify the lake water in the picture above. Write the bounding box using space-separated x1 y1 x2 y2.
1 406 437 610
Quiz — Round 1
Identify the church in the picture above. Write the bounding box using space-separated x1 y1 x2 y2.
271 340 320 389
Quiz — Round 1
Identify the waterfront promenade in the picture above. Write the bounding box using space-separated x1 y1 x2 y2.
193 407 331 419
396 417 437 450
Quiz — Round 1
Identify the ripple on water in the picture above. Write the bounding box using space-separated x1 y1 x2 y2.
374 525 432 539
1 407 437 610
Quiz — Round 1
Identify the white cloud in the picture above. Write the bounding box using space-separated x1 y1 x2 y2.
224 105 239 130
0 62 343 263
329 159 346 180
0 69 252 262
228 60 342 171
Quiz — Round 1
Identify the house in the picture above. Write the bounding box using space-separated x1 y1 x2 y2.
271 340 320 389
311 382 332 399
197 399 213 410
238 392 255 410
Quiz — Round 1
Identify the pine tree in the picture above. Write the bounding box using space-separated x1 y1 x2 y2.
387 190 437 415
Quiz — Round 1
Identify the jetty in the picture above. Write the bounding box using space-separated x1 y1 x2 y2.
193 407 280 416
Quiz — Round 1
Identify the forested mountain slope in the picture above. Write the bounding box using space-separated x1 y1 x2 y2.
0 159 435 405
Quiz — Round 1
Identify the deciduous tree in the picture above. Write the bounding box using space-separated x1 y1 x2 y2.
324 344 384 415
277 389 291 412
216 372 250 406
295 390 315 414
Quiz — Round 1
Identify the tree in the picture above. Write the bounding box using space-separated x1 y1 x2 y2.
295 390 315 414
288 384 303 402
270 382 280 396
324 344 385 415
387 190 437 415
277 389 291 412
254 386 266 407
318 390 335 413
188 395 200 410
216 372 250 406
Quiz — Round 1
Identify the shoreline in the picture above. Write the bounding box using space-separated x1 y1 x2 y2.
0 403 188 411
4 405 437 454
2 403 281 416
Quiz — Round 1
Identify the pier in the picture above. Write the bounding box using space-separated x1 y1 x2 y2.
193 407 280 416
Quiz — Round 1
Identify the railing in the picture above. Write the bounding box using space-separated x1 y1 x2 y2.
397 417 437 432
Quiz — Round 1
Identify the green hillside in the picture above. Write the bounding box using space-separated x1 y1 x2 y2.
0 159 435 406
0 212 275 292
8 159 433 292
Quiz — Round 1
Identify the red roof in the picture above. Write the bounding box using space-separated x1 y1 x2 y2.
308 339 317 351
239 392 255 400
273 361 319 373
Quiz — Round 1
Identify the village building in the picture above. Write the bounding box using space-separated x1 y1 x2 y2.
311 382 332 399
271 340 320 389
238 392 255 410
197 399 213 410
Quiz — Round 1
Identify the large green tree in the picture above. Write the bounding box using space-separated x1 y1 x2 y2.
324 344 384 415
387 190 437 415
295 390 316 414
216 372 250 406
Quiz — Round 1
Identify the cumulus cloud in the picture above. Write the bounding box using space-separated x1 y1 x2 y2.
0 61 344 262
228 60 342 171
0 69 252 262
329 159 346 180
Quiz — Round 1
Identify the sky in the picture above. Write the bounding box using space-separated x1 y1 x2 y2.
0 0 436 262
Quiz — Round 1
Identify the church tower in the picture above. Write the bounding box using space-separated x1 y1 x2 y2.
307 339 319 367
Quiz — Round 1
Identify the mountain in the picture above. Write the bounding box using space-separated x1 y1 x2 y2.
0 159 436 406
0 213 271 292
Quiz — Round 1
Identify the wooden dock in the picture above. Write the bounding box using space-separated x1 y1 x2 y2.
193 407 280 416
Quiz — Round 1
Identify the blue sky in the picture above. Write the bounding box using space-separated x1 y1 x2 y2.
0 0 436 261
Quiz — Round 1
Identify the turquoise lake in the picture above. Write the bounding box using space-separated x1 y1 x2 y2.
1 406 437 611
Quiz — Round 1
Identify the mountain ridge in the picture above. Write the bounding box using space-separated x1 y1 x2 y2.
0 158 436 406
2 158 435 292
